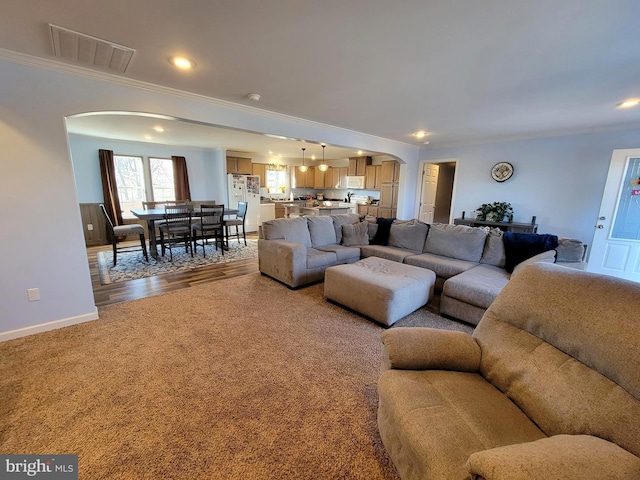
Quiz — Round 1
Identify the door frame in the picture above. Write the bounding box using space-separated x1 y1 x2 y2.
414 158 459 223
588 148 640 281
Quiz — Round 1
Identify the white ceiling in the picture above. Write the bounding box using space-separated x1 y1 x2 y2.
2 0 640 156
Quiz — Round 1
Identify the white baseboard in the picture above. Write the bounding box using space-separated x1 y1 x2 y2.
0 309 99 342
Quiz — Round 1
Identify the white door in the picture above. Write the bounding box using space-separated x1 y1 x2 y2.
588 148 640 282
419 164 439 223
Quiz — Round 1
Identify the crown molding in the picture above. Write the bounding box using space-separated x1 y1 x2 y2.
0 48 418 153
425 122 640 150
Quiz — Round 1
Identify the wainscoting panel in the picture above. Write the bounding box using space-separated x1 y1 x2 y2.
79 203 108 246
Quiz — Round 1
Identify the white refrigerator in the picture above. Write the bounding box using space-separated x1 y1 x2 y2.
227 174 261 232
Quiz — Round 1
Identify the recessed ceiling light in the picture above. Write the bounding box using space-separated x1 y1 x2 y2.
169 56 196 70
153 126 164 132
247 93 261 101
618 98 640 109
144 135 153 139
414 131 429 139
357 150 363 155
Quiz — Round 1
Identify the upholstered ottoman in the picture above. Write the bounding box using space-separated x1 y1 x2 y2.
324 257 436 326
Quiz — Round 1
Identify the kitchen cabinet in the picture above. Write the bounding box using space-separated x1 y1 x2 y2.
291 166 307 189
374 165 382 189
314 167 327 189
379 160 400 218
327 167 342 189
330 167 341 189
357 204 379 217
365 165 377 189
274 200 307 218
348 156 372 176
338 167 348 188
380 160 400 183
227 156 252 174
252 163 266 187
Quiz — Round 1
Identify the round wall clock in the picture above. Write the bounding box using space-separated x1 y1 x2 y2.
491 162 514 182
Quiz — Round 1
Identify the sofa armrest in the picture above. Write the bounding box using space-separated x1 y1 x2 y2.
258 239 308 287
466 435 640 480
381 327 480 372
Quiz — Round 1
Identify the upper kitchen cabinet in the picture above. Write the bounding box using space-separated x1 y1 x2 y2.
379 160 400 218
314 167 328 189
252 163 266 187
380 160 400 183
348 156 372 176
365 165 379 189
227 156 253 174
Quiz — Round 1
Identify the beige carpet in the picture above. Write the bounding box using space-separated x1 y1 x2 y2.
0 273 473 479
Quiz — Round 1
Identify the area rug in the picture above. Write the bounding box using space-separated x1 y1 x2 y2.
0 273 473 479
97 239 258 284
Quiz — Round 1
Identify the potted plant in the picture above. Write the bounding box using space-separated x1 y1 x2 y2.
475 202 514 222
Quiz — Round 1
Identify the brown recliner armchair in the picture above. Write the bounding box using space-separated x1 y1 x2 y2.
378 263 640 479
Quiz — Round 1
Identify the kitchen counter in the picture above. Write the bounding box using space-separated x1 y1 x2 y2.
301 206 350 216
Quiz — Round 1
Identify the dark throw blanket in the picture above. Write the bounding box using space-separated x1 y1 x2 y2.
371 217 396 245
503 232 559 273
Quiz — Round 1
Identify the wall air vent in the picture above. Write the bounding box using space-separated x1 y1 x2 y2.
49 24 135 73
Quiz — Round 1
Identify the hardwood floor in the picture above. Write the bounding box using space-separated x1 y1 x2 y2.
87 234 260 307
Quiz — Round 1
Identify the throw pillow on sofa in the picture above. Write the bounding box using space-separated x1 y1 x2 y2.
480 227 506 268
503 232 559 273
306 216 337 247
261 217 312 247
423 223 488 262
388 219 429 252
556 237 585 263
341 222 370 246
332 213 361 244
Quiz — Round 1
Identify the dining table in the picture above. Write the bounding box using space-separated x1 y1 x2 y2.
131 207 239 259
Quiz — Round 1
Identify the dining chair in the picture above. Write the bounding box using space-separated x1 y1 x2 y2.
192 204 225 257
224 201 248 246
99 204 148 266
159 204 193 261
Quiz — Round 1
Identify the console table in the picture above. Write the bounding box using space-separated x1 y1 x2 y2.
453 218 538 233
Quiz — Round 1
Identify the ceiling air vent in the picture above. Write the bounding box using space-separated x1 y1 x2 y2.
49 24 135 73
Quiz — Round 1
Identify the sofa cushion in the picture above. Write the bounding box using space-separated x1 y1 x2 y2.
315 244 361 263
306 216 337 247
388 220 430 251
474 264 640 458
480 228 506 268
261 217 312 247
423 224 488 262
502 232 558 273
378 369 546 480
442 264 510 310
359 245 420 263
341 221 369 246
306 248 337 269
404 252 479 280
332 213 361 244
556 237 585 263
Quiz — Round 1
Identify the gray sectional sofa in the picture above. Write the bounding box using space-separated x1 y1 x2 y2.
258 214 587 325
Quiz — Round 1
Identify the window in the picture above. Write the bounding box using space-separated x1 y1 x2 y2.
266 169 287 194
113 155 176 217
114 155 145 215
150 158 175 202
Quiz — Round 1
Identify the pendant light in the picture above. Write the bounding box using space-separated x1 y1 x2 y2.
299 147 308 172
318 144 329 172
